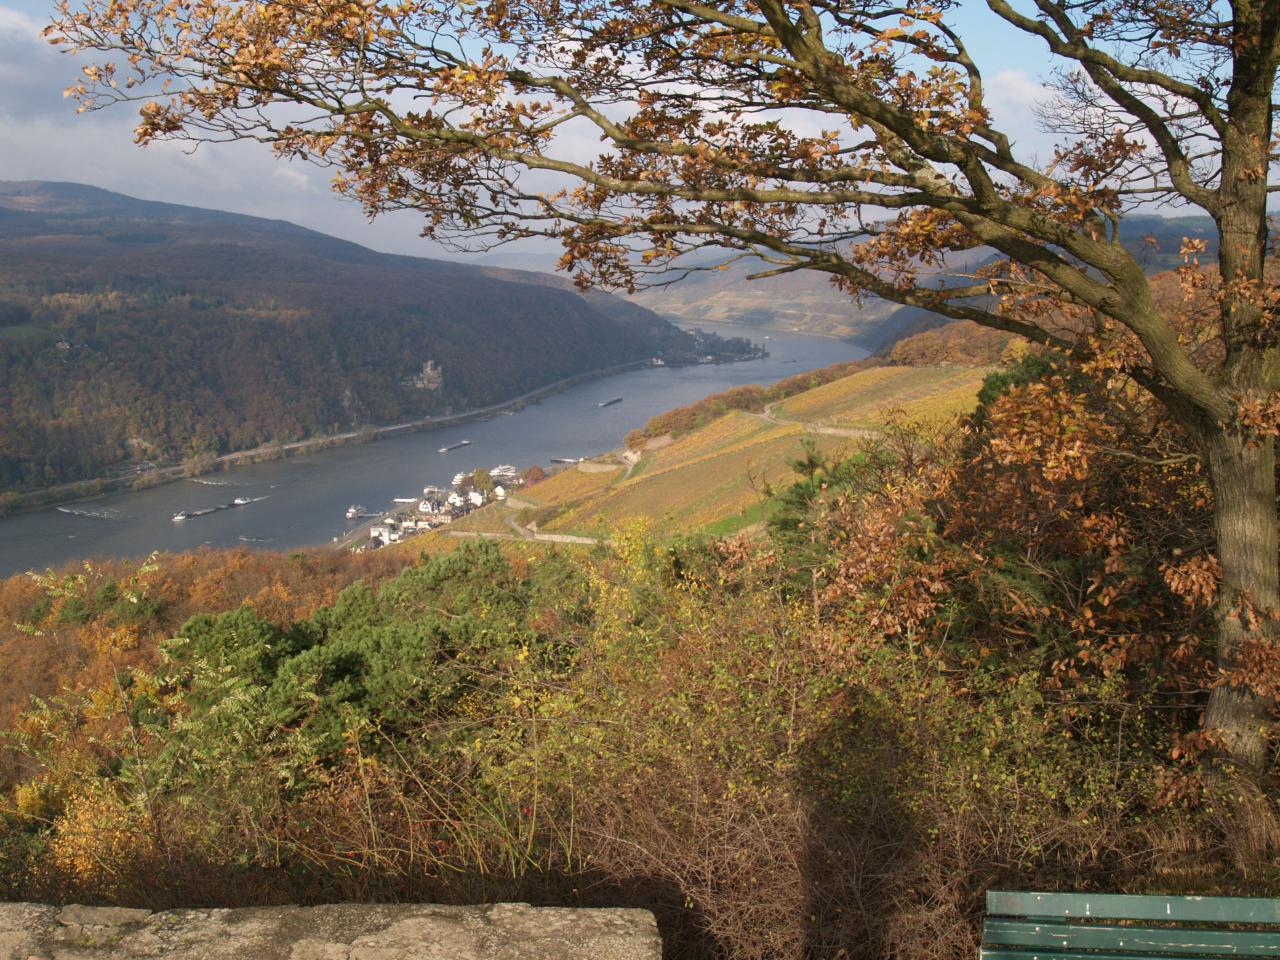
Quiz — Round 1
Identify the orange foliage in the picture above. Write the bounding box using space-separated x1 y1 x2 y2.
888 321 1015 366
819 371 1226 765
0 546 411 788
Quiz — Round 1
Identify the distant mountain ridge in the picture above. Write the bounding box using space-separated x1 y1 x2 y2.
629 214 1222 344
0 181 710 494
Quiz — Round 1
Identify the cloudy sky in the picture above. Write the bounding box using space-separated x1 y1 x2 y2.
0 0 1058 269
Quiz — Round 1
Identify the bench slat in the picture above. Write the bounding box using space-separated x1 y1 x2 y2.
984 919 1280 956
983 949 1274 960
987 893 1280 925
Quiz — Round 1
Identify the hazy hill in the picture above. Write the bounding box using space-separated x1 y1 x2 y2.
629 214 1221 343
0 182 705 493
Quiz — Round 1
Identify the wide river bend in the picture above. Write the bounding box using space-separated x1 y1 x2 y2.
0 323 866 577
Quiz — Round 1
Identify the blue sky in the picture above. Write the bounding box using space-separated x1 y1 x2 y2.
0 0 1058 265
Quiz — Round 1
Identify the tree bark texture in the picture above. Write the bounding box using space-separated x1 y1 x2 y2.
1202 431 1279 775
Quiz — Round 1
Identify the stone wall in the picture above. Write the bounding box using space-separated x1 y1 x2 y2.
0 902 663 959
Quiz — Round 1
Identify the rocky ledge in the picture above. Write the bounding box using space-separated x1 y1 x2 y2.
0 902 663 959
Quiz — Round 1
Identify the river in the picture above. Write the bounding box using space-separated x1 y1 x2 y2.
0 323 866 578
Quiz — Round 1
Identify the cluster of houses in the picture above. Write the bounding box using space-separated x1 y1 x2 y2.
366 464 523 548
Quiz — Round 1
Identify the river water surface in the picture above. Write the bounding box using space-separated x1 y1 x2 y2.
0 323 865 577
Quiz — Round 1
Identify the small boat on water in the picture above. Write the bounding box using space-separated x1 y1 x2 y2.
346 504 366 520
57 506 116 520
550 457 583 464
438 439 473 453
172 495 264 522
598 397 623 408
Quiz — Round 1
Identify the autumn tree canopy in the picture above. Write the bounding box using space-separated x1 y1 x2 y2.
50 0 1279 768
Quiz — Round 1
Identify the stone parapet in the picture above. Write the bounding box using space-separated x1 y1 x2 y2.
0 902 663 960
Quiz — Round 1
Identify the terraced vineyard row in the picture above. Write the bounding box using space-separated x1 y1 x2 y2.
452 364 990 543
775 365 991 426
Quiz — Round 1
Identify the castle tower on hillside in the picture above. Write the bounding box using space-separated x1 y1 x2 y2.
413 360 443 391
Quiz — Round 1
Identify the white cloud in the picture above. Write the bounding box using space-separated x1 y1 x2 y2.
0 5 39 34
988 69 1050 111
984 69 1058 165
271 166 316 193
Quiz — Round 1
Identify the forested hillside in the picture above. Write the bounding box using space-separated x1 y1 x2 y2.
0 182 721 493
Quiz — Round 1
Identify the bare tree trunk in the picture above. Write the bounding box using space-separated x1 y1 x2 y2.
1202 430 1279 775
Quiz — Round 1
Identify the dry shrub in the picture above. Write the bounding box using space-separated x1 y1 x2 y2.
581 761 812 959
42 787 154 898
271 742 558 904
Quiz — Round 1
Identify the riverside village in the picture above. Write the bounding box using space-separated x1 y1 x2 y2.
357 461 524 549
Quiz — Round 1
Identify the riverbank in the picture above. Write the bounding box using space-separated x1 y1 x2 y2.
0 358 663 519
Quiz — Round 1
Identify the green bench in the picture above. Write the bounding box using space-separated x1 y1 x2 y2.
982 891 1280 960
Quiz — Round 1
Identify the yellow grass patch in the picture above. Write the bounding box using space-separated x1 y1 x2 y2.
521 464 621 507
445 505 514 535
